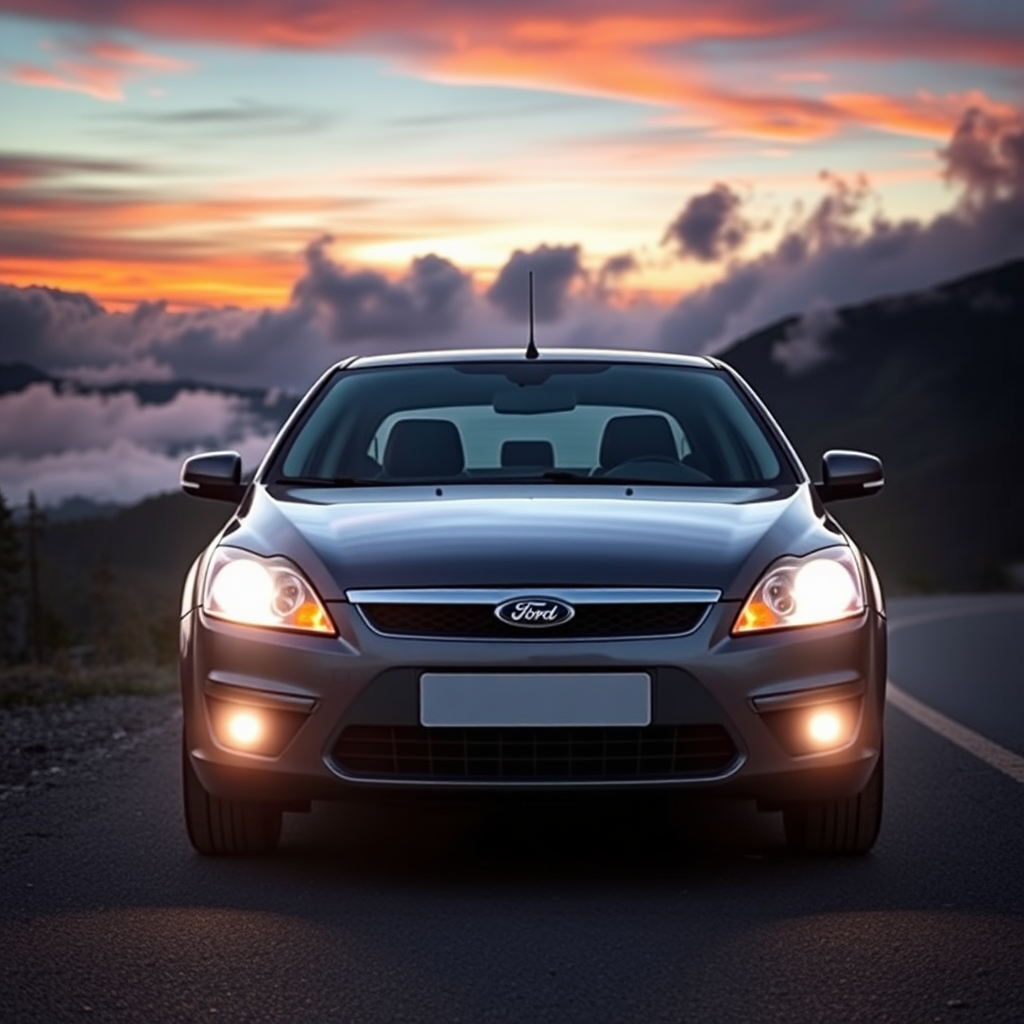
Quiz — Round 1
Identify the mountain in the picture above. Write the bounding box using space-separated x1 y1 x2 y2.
723 257 1024 591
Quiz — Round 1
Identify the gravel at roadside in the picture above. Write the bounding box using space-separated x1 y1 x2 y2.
0 693 181 803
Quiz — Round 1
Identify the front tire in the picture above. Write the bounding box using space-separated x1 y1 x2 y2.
182 736 282 855
783 749 883 856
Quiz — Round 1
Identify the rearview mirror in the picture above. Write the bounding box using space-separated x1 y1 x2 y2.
181 450 246 503
815 450 884 503
493 386 577 415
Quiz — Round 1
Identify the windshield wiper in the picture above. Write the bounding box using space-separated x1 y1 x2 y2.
273 476 392 488
540 470 594 483
538 471 692 486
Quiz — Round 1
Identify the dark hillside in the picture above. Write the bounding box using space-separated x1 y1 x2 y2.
36 493 230 657
724 258 1024 590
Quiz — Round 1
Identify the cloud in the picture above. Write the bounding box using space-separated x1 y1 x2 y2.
0 433 276 507
4 2 1021 141
0 241 480 390
771 302 842 375
595 253 638 299
293 238 473 341
5 105 1024 504
0 153 150 186
0 382 282 506
0 384 265 459
94 99 337 139
658 108 1024 354
662 184 750 262
941 107 1024 202
8 39 190 102
487 244 585 322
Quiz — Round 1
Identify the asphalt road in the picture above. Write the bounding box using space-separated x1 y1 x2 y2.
1 594 1022 1024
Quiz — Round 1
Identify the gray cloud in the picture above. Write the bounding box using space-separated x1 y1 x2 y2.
0 152 151 180
487 244 585 322
0 384 261 459
0 241 479 391
93 99 337 139
662 183 750 262
658 109 1024 354
941 107 1024 203
294 237 474 341
0 432 276 507
771 302 842 375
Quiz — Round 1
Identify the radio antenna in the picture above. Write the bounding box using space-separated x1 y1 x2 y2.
525 270 539 360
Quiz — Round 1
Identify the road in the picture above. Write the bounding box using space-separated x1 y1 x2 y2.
1 594 1022 1023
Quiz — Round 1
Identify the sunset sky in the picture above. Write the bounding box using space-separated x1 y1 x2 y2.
1 0 1023 504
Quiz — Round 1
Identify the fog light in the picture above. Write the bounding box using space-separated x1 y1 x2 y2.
807 709 842 745
207 697 309 757
226 710 263 749
758 695 862 756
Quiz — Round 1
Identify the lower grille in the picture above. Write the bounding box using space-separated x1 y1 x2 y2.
333 724 737 780
357 602 710 640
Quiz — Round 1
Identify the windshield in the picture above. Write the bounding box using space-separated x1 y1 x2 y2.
273 361 794 487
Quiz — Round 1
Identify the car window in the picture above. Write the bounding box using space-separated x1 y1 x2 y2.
276 361 788 486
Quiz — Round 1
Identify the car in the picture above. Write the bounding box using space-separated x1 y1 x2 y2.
178 347 886 857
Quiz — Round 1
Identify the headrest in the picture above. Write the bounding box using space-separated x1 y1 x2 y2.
383 418 465 477
599 414 676 469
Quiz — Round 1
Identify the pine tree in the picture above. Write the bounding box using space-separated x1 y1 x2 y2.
25 491 45 663
0 488 24 664
92 553 116 663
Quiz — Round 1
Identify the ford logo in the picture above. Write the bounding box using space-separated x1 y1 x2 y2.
494 597 576 628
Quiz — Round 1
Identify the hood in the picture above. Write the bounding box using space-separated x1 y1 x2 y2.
224 484 844 600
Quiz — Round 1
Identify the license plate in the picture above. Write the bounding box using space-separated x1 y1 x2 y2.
419 672 652 727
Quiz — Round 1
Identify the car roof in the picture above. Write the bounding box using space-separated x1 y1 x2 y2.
344 347 718 371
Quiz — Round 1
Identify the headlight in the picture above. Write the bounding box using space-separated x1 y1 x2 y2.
203 547 336 635
732 547 864 635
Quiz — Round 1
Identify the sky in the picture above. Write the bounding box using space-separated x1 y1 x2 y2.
1 0 1023 504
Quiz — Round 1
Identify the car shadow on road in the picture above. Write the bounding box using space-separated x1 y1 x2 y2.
261 791 823 889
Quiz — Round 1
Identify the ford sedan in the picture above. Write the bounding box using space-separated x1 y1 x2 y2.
179 348 886 856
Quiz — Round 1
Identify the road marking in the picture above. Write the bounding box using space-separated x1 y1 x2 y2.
886 599 1024 786
887 682 1024 786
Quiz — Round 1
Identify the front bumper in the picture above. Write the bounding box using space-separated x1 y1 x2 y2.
181 599 885 804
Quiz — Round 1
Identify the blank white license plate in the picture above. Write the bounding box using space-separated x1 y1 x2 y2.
419 672 652 727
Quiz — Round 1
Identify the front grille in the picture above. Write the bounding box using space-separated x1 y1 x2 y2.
357 602 710 640
333 724 737 780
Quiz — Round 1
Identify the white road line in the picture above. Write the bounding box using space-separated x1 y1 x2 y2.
886 598 1024 786
887 682 1024 786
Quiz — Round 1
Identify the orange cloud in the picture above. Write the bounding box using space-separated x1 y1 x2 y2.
4 2 1022 138
9 62 126 101
84 40 191 71
829 91 1019 141
8 38 191 101
0 253 296 310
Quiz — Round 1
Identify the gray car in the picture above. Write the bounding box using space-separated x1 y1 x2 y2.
179 348 886 856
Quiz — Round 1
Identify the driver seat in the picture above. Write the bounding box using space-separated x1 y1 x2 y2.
598 414 677 472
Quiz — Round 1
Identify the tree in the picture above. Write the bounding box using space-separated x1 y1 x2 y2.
0 488 23 664
91 553 116 663
24 491 45 663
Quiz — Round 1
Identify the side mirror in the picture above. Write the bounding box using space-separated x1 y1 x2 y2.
181 451 246 503
815 450 884 503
